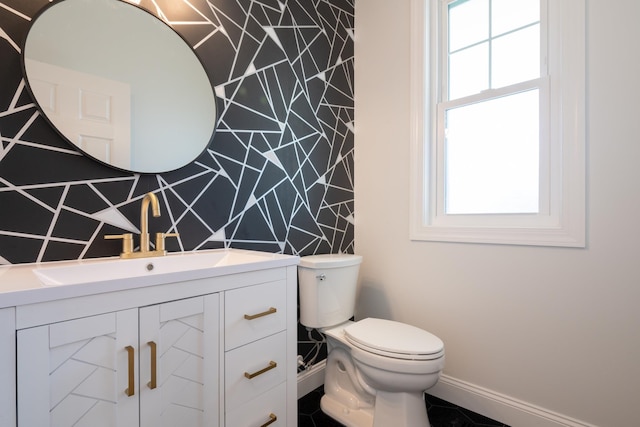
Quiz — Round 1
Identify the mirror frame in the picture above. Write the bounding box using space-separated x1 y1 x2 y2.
21 0 219 174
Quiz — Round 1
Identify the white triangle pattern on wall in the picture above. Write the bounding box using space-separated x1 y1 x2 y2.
0 0 355 264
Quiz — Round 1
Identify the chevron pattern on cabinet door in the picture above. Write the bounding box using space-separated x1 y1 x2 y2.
139 294 218 427
49 334 118 427
157 313 205 424
17 309 139 427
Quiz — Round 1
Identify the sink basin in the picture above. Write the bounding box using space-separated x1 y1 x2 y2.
33 249 294 287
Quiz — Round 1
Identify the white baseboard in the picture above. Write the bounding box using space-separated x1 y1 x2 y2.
297 360 326 399
296 365 595 427
429 375 598 427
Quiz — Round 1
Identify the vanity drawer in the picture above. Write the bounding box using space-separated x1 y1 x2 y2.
225 382 286 427
225 331 286 409
225 280 286 350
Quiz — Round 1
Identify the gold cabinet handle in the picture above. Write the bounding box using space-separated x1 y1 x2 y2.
244 361 277 379
244 307 277 320
147 341 157 390
125 345 135 397
260 413 277 427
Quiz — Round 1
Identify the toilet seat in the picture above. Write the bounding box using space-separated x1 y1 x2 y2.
345 318 444 361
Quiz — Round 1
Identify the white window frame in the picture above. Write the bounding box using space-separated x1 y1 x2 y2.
409 0 586 247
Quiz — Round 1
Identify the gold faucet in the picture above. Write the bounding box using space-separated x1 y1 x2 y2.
105 192 179 258
139 192 160 253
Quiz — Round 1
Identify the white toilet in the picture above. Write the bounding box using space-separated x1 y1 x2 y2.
298 254 445 427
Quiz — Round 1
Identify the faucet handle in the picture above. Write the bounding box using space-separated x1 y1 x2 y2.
104 233 134 255
154 232 179 252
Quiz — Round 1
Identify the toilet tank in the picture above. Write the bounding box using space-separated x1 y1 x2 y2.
298 254 363 329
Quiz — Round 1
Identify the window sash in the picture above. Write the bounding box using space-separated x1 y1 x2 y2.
442 0 544 102
436 0 550 225
433 78 553 227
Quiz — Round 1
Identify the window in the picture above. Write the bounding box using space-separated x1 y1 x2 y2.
410 0 585 247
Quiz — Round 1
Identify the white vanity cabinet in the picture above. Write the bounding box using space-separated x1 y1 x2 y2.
17 294 220 427
1 251 299 427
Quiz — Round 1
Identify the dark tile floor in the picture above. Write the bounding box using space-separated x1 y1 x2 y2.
298 386 509 427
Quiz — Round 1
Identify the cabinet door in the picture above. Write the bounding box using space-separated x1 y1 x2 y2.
17 309 139 427
139 294 219 427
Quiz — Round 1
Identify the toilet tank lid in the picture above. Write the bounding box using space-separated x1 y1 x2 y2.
299 254 363 268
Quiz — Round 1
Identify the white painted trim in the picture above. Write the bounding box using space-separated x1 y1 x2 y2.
409 0 586 248
430 374 598 427
297 360 326 399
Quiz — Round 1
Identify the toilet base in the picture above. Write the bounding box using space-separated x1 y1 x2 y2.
321 390 431 427
372 390 430 427
321 393 374 427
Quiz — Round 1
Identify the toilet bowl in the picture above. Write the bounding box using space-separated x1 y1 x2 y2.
298 254 445 427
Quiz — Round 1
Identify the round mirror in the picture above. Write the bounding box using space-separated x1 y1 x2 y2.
22 0 217 174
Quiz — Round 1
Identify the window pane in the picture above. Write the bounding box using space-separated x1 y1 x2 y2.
448 0 489 52
492 24 540 88
492 0 540 37
449 43 489 100
445 90 540 214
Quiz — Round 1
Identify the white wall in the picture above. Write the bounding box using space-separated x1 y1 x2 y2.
354 1 640 426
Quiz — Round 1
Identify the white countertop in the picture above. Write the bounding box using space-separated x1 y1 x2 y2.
0 249 299 308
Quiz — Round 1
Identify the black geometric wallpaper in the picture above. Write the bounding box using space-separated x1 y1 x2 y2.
0 0 354 265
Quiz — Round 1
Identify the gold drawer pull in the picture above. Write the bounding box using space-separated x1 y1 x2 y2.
125 345 135 397
261 413 277 427
244 361 277 379
244 307 277 320
148 341 157 390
